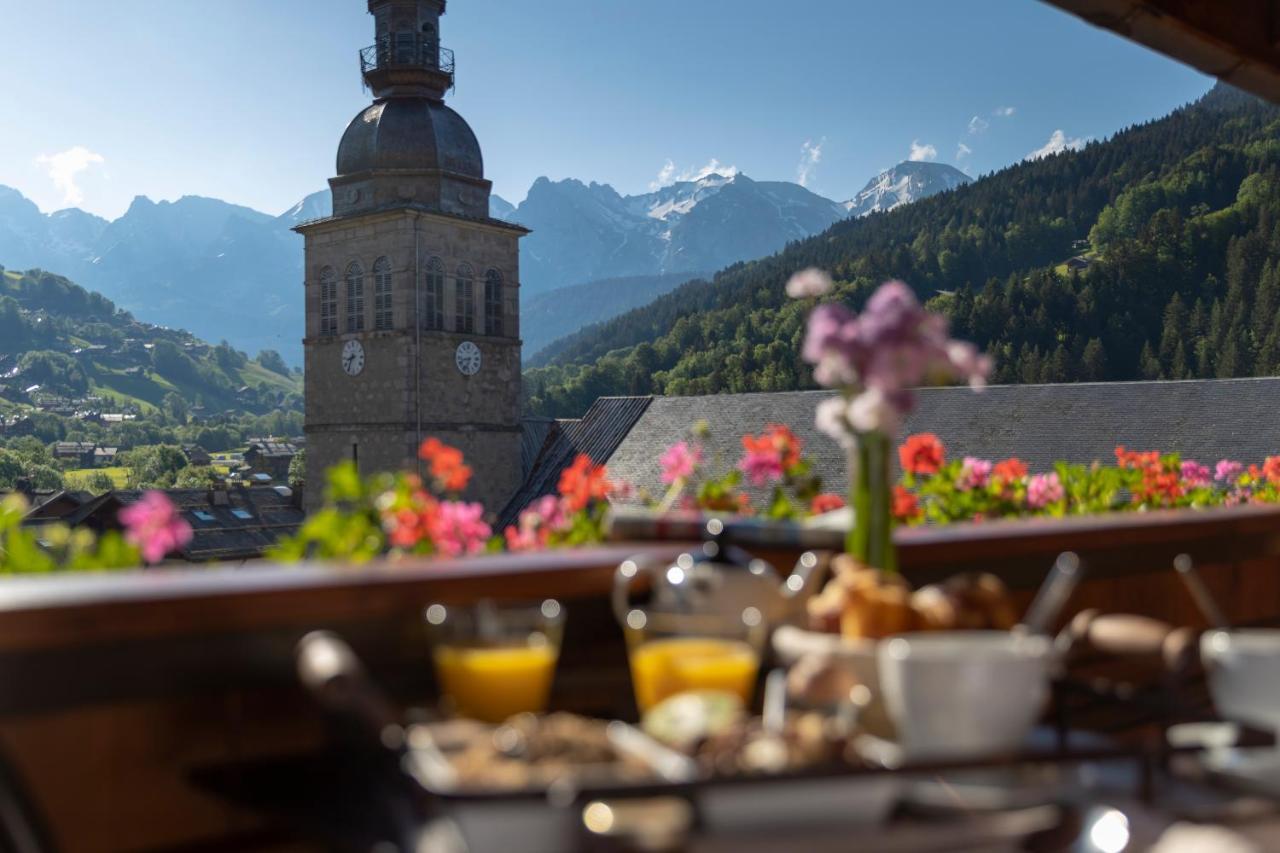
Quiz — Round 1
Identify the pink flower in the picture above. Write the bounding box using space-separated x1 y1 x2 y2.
786 268 833 299
1181 460 1211 488
1215 460 1244 483
1026 472 1065 509
738 445 785 487
119 491 193 564
956 457 993 491
659 441 702 485
427 501 492 558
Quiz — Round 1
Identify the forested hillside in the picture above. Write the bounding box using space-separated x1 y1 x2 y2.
525 84 1280 417
0 266 301 419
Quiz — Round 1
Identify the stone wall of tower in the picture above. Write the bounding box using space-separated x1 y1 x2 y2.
302 208 523 514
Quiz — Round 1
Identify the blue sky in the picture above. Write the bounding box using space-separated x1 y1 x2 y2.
0 0 1213 220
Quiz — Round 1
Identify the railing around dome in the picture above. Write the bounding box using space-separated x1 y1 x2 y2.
360 35 455 77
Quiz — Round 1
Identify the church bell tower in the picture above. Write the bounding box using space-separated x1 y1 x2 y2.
297 0 527 512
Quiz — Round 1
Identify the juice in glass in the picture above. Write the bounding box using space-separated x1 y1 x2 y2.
426 599 564 723
433 640 558 723
628 636 760 713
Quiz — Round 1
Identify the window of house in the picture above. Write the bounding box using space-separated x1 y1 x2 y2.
230 508 253 520
484 269 504 336
191 510 216 523
319 266 338 337
373 257 393 331
455 264 475 334
346 261 365 333
422 256 445 331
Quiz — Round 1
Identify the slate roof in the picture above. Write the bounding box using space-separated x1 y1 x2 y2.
55 487 305 563
246 441 299 458
499 397 653 528
520 417 556 478
509 377 1280 515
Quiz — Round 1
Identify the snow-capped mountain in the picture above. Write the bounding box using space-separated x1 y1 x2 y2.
842 161 971 218
507 172 848 295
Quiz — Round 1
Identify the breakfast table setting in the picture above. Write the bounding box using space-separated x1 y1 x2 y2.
184 512 1280 852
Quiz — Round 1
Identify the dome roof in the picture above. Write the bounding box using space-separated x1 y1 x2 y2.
336 98 483 179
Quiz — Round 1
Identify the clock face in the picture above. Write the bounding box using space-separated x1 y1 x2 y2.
455 341 481 376
341 339 365 376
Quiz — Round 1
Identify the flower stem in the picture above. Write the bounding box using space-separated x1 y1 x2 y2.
847 431 897 572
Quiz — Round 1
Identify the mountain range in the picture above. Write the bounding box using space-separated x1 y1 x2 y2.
0 161 972 365
525 84 1278 417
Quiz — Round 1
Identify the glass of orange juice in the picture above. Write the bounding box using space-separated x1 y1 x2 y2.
425 599 565 723
622 609 766 715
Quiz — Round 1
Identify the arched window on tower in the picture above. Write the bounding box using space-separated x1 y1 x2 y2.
484 269 504 337
319 266 338 337
421 256 444 331
373 257 393 331
345 261 365 333
455 264 475 334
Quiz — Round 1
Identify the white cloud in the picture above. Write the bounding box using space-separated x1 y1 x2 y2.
650 159 677 190
34 146 105 207
650 157 738 190
796 137 825 187
956 142 972 160
908 140 937 162
967 115 989 135
1025 129 1088 161
993 106 1016 117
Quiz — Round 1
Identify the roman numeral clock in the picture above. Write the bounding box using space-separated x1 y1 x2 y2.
296 0 528 513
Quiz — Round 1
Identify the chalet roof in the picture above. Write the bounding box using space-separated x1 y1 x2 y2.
53 442 96 455
66 487 305 563
246 441 299 458
498 397 653 528
507 378 1280 519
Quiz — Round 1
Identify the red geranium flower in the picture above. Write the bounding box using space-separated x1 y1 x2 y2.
1264 455 1280 486
810 493 846 514
559 454 612 512
898 433 945 476
419 437 472 492
892 485 921 522
991 458 1028 485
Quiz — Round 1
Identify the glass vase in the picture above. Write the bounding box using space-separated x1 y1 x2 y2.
847 430 897 572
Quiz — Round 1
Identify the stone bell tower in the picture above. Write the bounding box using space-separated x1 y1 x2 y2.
297 0 528 513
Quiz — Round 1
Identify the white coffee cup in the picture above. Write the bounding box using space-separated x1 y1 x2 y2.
877 631 1051 759
1201 629 1280 735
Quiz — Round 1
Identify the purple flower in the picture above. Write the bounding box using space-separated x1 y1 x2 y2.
801 278 993 440
1181 460 1211 488
1026 473 1065 509
1214 460 1244 483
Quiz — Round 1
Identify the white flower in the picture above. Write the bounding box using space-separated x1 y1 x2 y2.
815 396 855 448
847 387 901 436
786 268 833 299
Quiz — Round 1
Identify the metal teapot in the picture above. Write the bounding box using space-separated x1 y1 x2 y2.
612 517 824 630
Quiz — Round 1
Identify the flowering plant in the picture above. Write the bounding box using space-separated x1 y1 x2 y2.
272 437 619 561
896 435 1280 523
0 490 187 574
653 421 835 520
792 270 991 567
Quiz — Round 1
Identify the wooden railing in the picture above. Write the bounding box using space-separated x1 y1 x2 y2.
5 505 1280 851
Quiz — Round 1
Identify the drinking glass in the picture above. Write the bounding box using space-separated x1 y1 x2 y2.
621 607 767 715
425 599 565 723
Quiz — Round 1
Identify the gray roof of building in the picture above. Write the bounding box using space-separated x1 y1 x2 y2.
63 487 305 563
499 397 653 528
536 377 1280 509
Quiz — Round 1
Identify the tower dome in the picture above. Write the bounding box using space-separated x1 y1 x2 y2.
328 0 492 220
336 98 483 179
